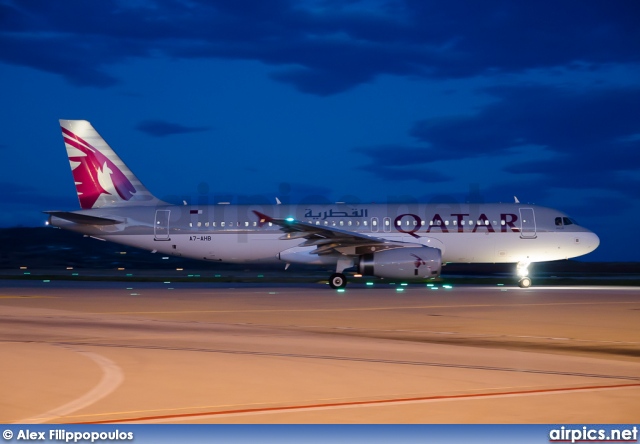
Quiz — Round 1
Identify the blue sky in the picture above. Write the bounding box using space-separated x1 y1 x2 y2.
1 0 639 261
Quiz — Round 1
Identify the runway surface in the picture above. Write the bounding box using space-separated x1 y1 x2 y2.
1 280 639 424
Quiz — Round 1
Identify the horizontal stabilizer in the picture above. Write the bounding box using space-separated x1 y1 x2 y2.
45 211 122 225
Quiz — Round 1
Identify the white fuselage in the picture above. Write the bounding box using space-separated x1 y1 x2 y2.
50 202 600 266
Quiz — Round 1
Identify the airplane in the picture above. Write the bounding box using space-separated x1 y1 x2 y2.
46 120 600 289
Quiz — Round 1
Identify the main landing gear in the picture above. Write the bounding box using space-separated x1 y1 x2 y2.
329 273 347 289
329 257 354 289
517 261 532 288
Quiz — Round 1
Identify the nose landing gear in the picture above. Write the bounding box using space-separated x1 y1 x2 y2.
517 261 532 288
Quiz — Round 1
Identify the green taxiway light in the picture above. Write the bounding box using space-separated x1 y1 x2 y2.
72 273 79 276
443 284 453 289
286 217 295 222
23 272 30 275
258 274 264 278
396 288 404 292
430 287 439 290
427 283 434 287
366 282 374 286
126 273 133 276
337 289 346 293
400 283 408 286
497 283 504 286
215 274 221 277
43 280 50 283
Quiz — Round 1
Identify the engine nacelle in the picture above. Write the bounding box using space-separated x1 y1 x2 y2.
358 247 441 279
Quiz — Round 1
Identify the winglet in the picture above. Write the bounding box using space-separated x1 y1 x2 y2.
253 210 272 227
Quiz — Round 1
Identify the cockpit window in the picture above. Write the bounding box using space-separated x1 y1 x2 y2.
563 217 575 226
555 217 562 226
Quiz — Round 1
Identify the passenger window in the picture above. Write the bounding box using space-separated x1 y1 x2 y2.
221 222 225 227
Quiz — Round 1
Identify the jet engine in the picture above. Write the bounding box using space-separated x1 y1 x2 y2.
358 246 441 279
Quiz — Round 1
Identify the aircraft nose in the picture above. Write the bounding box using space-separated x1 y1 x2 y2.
584 231 600 253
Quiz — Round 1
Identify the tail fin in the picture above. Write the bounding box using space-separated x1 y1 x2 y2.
60 120 162 209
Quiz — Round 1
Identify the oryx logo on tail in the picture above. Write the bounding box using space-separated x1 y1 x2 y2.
62 127 136 209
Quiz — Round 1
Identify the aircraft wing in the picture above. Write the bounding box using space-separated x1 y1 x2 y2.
253 211 421 255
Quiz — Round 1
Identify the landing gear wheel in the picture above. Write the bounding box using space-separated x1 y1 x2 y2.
329 273 347 289
518 277 532 288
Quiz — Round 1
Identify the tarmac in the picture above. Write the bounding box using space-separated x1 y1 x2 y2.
1 280 639 424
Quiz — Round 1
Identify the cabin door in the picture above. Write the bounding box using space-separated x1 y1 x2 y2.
519 208 537 239
154 210 171 241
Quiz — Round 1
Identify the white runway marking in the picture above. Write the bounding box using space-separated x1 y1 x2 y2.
16 346 123 424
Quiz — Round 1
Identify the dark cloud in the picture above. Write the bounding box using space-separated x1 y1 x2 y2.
0 182 77 208
135 120 210 137
1 0 638 94
353 143 453 184
356 85 640 197
410 85 640 162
